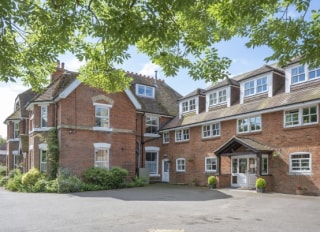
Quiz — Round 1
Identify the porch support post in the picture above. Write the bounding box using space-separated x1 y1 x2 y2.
256 153 261 176
217 155 221 175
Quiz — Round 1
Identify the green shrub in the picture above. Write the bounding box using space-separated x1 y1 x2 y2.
127 176 146 188
6 170 23 191
0 176 9 186
0 166 6 177
208 176 217 185
256 177 267 188
56 168 84 193
83 167 128 189
22 168 42 191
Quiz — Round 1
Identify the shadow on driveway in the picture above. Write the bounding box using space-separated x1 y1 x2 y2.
71 183 232 201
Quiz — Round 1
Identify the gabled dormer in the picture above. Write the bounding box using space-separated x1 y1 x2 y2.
205 77 239 112
178 88 205 118
239 65 284 104
285 58 320 93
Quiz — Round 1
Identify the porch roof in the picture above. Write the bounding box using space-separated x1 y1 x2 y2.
214 136 273 156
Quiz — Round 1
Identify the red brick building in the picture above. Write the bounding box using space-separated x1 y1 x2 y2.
4 58 320 195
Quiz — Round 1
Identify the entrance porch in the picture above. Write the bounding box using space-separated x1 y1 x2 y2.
215 136 273 190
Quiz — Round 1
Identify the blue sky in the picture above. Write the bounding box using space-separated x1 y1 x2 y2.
0 38 273 138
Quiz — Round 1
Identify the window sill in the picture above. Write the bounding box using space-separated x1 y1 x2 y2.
284 123 318 130
144 133 160 138
176 171 186 173
149 174 160 177
289 172 312 176
93 127 113 132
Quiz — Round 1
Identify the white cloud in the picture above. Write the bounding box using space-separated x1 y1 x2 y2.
139 62 161 77
64 58 86 71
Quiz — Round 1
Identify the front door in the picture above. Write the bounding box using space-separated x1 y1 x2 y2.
162 159 170 182
231 155 256 189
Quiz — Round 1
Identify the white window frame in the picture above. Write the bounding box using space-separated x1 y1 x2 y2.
93 103 112 131
176 158 186 172
309 66 320 79
163 132 169 144
182 98 196 113
284 105 318 128
94 143 111 169
237 116 262 133
41 105 48 128
208 88 227 106
136 84 155 98
289 152 312 174
202 122 220 138
244 76 268 97
145 146 160 176
12 150 20 168
145 115 159 136
39 143 48 172
205 157 217 172
175 128 190 142
261 154 268 175
291 65 306 84
290 64 320 85
13 122 19 139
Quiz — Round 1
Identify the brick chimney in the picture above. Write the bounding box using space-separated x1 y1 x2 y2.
51 61 65 82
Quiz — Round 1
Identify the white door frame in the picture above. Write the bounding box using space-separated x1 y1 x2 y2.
231 154 257 189
162 159 170 182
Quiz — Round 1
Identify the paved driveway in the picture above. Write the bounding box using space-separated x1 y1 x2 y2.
0 184 319 232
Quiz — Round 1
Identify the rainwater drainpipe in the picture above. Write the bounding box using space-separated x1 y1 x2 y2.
140 112 145 169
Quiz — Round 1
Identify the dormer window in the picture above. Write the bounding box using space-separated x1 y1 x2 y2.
209 89 226 106
244 77 267 96
136 84 155 98
291 65 305 84
182 98 196 113
309 67 320 79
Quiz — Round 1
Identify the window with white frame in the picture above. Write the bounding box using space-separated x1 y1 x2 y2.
237 116 262 133
284 105 318 127
13 122 19 139
209 89 227 106
146 116 159 134
175 128 190 142
95 148 109 169
176 158 185 172
202 122 220 138
94 104 111 129
163 132 169 144
205 157 217 172
309 66 320 79
41 106 48 128
261 154 268 175
291 65 305 84
12 151 20 168
40 149 47 172
145 151 158 174
182 98 196 113
290 152 311 173
244 77 268 96
136 84 155 98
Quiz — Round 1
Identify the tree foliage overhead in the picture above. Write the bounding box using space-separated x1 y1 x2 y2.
1 0 319 92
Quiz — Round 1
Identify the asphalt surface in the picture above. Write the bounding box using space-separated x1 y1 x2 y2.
0 183 319 232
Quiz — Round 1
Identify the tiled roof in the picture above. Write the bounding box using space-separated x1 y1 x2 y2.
162 81 320 130
128 72 182 116
179 88 206 101
215 136 273 155
18 89 38 117
32 72 77 102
